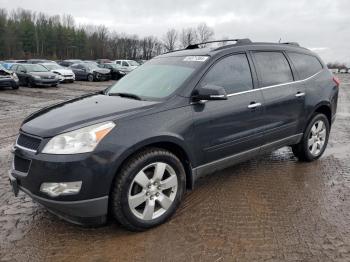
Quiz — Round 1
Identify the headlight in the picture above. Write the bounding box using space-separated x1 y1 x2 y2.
33 75 41 79
11 73 19 81
42 121 116 154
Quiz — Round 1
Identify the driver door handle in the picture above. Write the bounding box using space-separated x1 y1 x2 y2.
295 92 305 97
248 102 262 109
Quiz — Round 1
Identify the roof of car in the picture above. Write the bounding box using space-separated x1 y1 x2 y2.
158 39 311 58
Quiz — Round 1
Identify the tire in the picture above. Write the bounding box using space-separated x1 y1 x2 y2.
111 148 186 231
12 84 19 90
87 74 94 82
292 113 330 162
27 79 35 88
51 84 58 87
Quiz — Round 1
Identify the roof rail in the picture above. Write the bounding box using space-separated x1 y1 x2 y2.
186 39 252 49
281 42 300 47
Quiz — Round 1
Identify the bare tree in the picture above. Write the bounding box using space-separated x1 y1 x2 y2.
162 28 177 52
180 27 197 48
197 23 214 43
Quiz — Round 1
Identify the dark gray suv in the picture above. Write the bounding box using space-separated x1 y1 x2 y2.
9 39 339 231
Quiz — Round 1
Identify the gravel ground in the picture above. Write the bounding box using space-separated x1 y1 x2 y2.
0 76 349 262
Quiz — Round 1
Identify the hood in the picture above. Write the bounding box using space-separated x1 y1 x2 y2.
21 94 160 137
92 68 110 74
0 67 12 78
51 69 74 75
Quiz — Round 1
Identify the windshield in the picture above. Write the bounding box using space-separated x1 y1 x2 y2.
128 60 140 66
85 63 100 70
107 64 120 69
43 64 62 70
107 56 207 100
24 64 49 72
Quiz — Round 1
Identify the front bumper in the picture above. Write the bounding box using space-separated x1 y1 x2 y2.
58 75 75 82
33 78 59 86
9 171 107 225
0 78 18 87
9 140 116 226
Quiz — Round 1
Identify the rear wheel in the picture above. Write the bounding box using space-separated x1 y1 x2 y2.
111 148 186 231
292 113 330 162
12 84 19 90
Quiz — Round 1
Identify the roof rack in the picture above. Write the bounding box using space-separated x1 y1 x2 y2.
186 39 252 49
281 42 300 47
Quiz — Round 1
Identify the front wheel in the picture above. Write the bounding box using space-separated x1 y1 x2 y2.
292 113 330 162
111 148 186 231
87 74 94 82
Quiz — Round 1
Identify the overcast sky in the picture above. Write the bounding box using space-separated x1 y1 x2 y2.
3 0 349 64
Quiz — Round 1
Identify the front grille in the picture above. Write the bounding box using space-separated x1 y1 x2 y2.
17 133 41 151
14 155 31 173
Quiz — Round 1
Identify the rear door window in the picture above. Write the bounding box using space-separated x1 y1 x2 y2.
200 53 253 94
253 52 293 87
287 52 323 80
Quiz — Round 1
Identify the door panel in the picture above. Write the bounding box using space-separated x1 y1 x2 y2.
251 51 305 143
192 91 265 164
191 53 265 165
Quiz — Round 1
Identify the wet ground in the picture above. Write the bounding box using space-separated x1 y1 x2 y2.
0 76 350 262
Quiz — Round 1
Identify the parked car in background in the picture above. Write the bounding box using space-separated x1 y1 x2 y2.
96 59 111 64
40 63 75 83
82 60 98 65
27 59 56 64
11 63 59 87
0 64 19 89
329 68 339 74
113 59 140 74
70 63 111 81
98 63 126 80
339 68 349 74
3 60 27 69
59 59 83 67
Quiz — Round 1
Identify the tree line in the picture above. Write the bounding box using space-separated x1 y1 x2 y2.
0 8 215 61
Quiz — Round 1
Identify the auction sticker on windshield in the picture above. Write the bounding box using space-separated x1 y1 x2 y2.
183 56 208 62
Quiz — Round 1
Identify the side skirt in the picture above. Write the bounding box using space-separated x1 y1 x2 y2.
191 133 303 185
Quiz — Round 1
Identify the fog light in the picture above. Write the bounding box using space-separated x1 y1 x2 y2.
40 181 82 197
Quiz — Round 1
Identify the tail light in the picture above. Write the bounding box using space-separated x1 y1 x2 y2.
333 76 340 87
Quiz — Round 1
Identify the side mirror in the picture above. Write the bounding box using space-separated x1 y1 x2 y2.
192 84 228 101
20 69 27 73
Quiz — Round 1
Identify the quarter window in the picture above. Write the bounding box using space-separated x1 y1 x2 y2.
200 54 253 94
287 52 323 80
253 52 293 87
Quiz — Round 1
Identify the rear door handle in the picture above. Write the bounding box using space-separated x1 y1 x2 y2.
248 102 262 109
295 92 305 97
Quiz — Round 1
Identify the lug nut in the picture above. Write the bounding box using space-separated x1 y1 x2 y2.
146 192 150 196
150 196 154 200
157 186 161 190
156 193 160 197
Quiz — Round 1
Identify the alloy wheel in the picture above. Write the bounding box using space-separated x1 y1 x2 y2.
308 120 327 156
128 162 178 221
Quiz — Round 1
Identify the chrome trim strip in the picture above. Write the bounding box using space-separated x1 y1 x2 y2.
15 136 38 153
226 70 322 97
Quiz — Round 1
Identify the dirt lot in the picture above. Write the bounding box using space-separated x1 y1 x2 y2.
0 76 350 262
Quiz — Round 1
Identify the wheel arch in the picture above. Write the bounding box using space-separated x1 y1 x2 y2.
110 136 196 195
310 102 332 127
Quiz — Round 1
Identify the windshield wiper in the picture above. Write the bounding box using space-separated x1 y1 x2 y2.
108 92 143 100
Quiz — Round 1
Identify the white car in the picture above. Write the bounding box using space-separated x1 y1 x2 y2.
113 60 140 73
40 63 75 83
